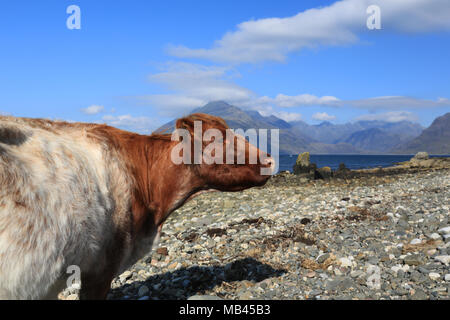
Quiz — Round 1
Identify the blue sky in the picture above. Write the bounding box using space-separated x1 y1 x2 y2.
0 0 449 133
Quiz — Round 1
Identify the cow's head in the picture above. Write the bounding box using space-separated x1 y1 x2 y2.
172 113 275 192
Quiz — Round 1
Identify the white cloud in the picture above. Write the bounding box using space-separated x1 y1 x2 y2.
142 62 450 117
81 105 105 115
272 111 303 122
143 63 342 115
251 95 450 110
312 112 337 121
257 108 303 122
168 0 450 64
247 94 450 111
354 111 418 122
140 62 255 116
138 94 206 115
138 62 449 124
340 96 450 111
246 94 339 109
101 114 159 134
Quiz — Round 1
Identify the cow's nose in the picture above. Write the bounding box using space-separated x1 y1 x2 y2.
262 156 276 174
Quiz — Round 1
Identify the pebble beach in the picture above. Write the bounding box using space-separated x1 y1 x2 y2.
90 163 450 301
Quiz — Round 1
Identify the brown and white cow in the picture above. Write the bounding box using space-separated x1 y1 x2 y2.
0 113 274 299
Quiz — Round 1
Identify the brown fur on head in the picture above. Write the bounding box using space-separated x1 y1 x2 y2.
174 113 274 191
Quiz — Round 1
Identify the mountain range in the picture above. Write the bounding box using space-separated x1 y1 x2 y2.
391 112 450 154
156 101 449 155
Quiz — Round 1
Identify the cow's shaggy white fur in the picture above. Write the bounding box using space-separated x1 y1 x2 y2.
0 117 134 299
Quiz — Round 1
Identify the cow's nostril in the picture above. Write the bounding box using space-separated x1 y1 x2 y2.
263 157 275 168
260 156 275 174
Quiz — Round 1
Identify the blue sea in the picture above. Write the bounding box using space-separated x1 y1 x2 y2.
277 154 450 173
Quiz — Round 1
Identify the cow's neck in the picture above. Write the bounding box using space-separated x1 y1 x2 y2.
126 136 203 236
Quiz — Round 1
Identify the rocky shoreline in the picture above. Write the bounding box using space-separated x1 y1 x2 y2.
291 151 450 180
62 154 450 300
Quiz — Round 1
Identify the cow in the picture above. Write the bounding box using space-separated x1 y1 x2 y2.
0 113 274 299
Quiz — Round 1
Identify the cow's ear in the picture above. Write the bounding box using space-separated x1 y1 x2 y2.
175 117 194 134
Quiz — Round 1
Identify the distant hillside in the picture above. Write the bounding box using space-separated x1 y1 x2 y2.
307 142 363 154
155 101 428 155
290 119 423 147
391 112 450 154
290 120 360 144
337 127 417 153
156 101 316 155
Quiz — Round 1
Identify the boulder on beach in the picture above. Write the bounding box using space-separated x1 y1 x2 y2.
395 151 450 169
412 152 429 160
333 162 353 179
409 152 431 167
296 152 310 167
315 166 332 179
293 152 315 175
